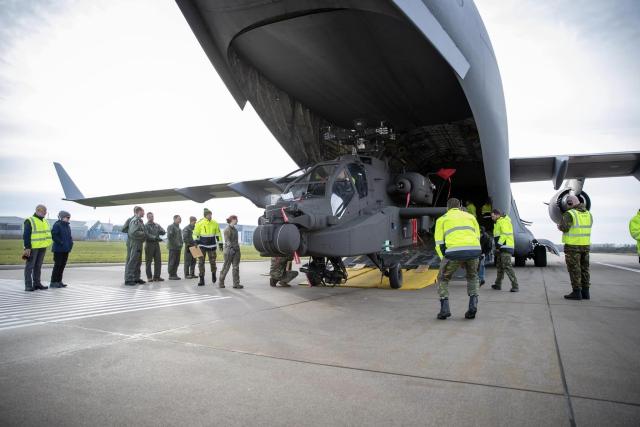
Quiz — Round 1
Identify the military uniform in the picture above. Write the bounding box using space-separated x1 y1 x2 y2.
559 205 593 299
219 225 242 288
125 216 146 285
434 207 482 319
629 210 640 264
166 222 183 279
144 222 166 280
193 214 223 285
492 214 519 291
269 256 298 286
182 223 197 278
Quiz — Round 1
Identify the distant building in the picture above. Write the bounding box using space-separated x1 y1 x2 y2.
0 216 25 239
220 224 256 246
87 221 127 241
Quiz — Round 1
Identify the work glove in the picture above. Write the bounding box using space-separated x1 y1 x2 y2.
218 243 224 252
22 249 31 260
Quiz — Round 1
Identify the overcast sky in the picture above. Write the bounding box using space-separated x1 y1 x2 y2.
0 0 638 244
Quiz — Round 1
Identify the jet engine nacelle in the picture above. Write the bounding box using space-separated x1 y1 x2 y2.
387 172 434 205
253 223 301 256
548 189 591 225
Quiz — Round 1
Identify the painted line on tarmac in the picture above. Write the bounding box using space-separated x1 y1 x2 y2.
594 262 640 274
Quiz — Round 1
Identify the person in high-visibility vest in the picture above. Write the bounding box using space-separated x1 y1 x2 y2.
193 207 223 287
434 198 482 320
465 200 477 218
490 209 519 292
558 195 593 300
480 199 493 232
629 209 640 265
22 204 52 292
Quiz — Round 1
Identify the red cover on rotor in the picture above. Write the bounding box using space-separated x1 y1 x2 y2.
436 168 456 180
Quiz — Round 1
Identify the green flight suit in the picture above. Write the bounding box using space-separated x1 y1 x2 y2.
182 223 196 277
144 222 165 280
167 223 183 278
125 216 146 284
219 226 241 287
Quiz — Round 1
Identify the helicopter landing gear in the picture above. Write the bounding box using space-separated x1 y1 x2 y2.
367 253 404 289
301 256 347 286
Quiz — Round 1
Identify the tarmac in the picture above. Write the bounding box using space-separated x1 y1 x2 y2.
0 253 638 426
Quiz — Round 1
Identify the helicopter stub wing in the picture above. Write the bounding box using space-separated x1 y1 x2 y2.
510 152 640 190
53 163 286 208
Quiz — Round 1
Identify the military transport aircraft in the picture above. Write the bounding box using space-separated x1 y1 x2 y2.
54 0 640 288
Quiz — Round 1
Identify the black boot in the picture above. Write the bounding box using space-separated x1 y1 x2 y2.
437 298 451 320
270 278 278 287
198 276 205 286
465 295 478 319
581 288 590 300
34 283 48 290
212 272 217 284
564 289 582 300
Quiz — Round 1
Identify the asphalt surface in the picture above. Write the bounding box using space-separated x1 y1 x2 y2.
0 253 639 426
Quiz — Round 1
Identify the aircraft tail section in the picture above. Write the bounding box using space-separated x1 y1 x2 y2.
53 162 85 200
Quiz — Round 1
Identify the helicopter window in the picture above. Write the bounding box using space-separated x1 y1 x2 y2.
282 164 336 199
347 163 368 198
331 168 355 217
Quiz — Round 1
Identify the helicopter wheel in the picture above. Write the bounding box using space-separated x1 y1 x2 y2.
306 257 325 287
388 264 403 289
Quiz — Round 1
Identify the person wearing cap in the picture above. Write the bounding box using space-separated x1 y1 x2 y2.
182 216 198 279
219 215 243 289
193 208 223 286
630 209 640 264
22 204 52 291
434 198 482 320
50 210 74 288
559 195 593 300
490 208 519 292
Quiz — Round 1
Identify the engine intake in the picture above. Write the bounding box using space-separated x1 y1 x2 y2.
387 172 434 205
548 189 591 224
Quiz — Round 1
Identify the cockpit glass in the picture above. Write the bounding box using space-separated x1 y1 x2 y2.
282 164 336 200
331 167 355 217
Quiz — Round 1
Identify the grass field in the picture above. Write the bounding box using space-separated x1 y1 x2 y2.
0 239 265 265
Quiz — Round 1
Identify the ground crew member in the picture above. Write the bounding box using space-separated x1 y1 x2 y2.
144 212 165 282
193 208 223 286
269 256 298 287
167 215 183 280
465 200 477 218
124 206 147 286
50 210 73 288
22 204 52 292
481 198 493 232
491 208 519 292
219 215 243 289
434 198 482 320
182 216 197 279
629 209 640 264
478 225 493 287
559 195 593 300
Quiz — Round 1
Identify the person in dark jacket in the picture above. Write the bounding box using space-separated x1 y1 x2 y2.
166 215 183 280
182 216 197 279
478 226 493 287
50 210 73 288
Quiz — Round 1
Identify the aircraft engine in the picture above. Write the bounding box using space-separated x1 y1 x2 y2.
253 223 301 256
548 188 591 225
387 172 434 205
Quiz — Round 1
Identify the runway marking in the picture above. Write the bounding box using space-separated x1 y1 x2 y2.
594 262 640 274
0 280 229 331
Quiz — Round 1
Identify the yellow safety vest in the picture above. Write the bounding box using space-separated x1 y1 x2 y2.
28 216 52 249
629 211 640 255
562 209 592 246
494 215 515 252
434 208 481 259
481 203 492 217
466 203 477 217
193 218 222 248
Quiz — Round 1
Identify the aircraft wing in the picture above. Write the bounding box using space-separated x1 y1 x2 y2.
510 152 640 189
53 163 286 208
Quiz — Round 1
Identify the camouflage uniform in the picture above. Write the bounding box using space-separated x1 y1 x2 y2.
182 223 196 278
166 223 183 278
144 222 165 280
219 226 241 287
437 258 480 299
559 207 591 290
270 256 298 285
494 252 518 289
125 216 146 284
